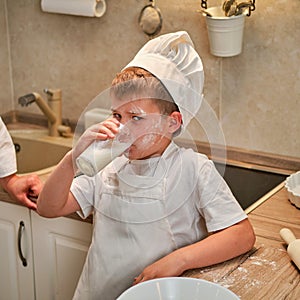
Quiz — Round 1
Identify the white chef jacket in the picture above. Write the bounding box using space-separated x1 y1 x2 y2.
71 141 247 300
0 117 17 178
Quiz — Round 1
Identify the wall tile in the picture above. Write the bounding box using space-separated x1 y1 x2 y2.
0 0 12 112
1 0 299 158
221 0 300 158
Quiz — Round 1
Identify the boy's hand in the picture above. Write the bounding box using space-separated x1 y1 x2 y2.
133 250 185 285
73 118 120 158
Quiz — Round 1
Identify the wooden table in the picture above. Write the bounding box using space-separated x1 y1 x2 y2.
184 186 300 299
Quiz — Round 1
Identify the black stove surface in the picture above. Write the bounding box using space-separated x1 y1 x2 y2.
214 162 287 210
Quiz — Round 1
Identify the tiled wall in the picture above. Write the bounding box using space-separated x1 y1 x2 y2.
0 0 299 158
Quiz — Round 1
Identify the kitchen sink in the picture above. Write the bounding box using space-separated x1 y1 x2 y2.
214 161 287 213
9 129 72 175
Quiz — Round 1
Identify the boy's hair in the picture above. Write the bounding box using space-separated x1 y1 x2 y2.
111 67 180 116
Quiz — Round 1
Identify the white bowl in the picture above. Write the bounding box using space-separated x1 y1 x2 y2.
117 277 239 300
285 171 300 208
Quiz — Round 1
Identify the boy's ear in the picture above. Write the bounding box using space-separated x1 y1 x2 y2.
168 111 182 134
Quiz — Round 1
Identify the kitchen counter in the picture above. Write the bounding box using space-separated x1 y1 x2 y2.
184 185 300 299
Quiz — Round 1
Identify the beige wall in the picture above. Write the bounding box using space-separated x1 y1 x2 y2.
0 0 299 158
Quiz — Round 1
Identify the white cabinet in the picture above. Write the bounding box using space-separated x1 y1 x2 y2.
0 201 92 300
31 212 92 300
0 201 35 300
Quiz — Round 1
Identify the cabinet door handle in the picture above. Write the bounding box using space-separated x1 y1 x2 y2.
18 221 28 267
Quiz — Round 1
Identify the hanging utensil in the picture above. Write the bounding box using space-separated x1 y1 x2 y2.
235 2 252 16
223 0 254 17
222 0 238 17
138 0 162 37
197 8 213 17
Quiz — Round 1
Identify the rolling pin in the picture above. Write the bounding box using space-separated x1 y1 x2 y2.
280 228 300 270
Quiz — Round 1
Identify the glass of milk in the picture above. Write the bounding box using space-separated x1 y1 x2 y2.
76 124 133 176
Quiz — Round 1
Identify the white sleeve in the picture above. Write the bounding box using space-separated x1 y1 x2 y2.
0 117 17 177
196 159 247 233
70 174 96 219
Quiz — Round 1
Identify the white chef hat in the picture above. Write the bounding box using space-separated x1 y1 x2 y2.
123 31 204 128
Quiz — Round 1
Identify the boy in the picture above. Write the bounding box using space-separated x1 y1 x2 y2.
37 31 255 300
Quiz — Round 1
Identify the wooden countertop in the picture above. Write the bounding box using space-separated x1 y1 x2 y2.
184 187 300 299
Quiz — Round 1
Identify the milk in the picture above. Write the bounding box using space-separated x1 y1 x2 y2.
76 125 132 176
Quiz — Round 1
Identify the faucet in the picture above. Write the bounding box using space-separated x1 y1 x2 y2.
18 88 72 137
